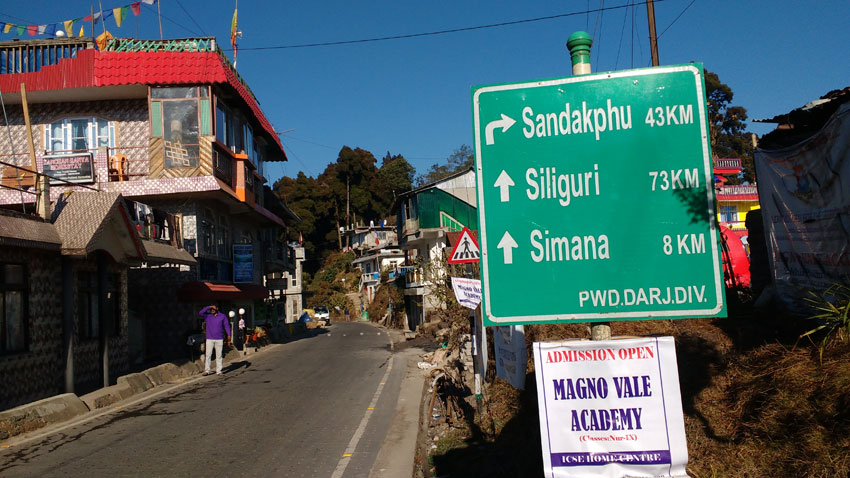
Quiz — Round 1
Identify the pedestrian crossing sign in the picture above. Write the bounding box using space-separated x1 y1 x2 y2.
448 227 480 264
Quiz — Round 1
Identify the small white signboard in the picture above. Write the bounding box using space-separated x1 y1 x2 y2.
494 325 526 389
533 337 688 478
451 277 482 309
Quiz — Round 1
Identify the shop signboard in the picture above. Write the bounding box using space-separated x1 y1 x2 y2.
233 243 254 283
42 152 95 185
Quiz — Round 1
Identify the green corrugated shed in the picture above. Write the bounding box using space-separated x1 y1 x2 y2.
416 189 477 230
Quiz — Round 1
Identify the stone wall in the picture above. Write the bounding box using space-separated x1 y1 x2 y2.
0 247 62 411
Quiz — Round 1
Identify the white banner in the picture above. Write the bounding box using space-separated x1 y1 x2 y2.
451 277 482 309
755 103 850 314
494 325 526 389
533 337 688 478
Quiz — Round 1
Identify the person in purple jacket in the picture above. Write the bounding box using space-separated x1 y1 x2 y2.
199 305 232 376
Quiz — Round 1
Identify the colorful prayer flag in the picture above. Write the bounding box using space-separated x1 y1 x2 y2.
27 25 37 36
2 23 12 34
45 24 57 36
37 25 46 35
64 20 74 37
142 0 156 5
131 2 142 16
230 8 238 65
79 25 84 37
16 25 25 36
96 30 113 50
113 7 123 27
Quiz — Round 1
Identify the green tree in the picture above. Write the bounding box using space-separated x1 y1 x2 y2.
374 152 415 216
705 70 755 184
416 144 474 186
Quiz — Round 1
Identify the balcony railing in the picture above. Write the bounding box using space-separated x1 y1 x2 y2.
720 220 747 231
713 158 742 171
398 266 424 287
361 272 381 284
717 184 758 196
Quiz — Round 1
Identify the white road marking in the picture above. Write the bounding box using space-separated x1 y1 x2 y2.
330 355 394 478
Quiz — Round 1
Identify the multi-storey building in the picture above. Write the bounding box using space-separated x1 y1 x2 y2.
713 157 760 241
0 37 301 380
393 169 477 330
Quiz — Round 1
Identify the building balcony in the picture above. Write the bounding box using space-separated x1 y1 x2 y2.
399 266 424 288
713 158 742 174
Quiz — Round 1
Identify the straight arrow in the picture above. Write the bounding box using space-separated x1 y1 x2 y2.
485 114 516 145
497 231 518 264
494 170 514 202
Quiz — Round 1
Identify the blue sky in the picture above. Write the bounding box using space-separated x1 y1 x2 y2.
2 1 848 183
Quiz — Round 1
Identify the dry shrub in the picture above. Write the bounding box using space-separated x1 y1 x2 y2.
686 341 850 477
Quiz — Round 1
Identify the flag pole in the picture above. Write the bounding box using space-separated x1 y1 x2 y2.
157 0 163 40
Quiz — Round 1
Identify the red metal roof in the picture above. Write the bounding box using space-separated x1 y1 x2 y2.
0 49 283 155
0 49 97 91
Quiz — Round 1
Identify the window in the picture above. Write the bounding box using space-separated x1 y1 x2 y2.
720 205 738 223
244 124 254 162
1 264 27 354
151 87 208 169
215 101 228 145
78 271 118 339
44 117 115 153
218 216 230 259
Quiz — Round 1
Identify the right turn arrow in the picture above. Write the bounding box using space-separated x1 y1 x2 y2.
485 114 516 145
497 231 518 264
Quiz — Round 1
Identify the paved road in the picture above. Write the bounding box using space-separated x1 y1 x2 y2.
0 322 414 477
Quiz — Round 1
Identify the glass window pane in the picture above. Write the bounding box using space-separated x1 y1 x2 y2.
70 119 89 150
50 122 64 150
97 119 109 138
151 87 197 99
5 291 24 351
163 100 200 168
4 265 23 285
215 102 227 144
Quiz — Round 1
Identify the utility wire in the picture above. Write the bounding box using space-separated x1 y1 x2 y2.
593 0 605 68
230 1 665 52
141 2 201 37
173 0 207 36
615 0 631 70
658 0 697 38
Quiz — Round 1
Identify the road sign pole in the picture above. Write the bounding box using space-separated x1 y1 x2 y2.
567 31 611 341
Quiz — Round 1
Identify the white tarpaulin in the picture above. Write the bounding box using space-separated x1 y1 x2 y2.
533 337 688 478
494 325 526 389
755 103 850 314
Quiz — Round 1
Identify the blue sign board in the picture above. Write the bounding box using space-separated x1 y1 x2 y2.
233 244 254 283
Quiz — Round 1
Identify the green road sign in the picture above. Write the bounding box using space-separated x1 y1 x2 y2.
473 64 726 325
